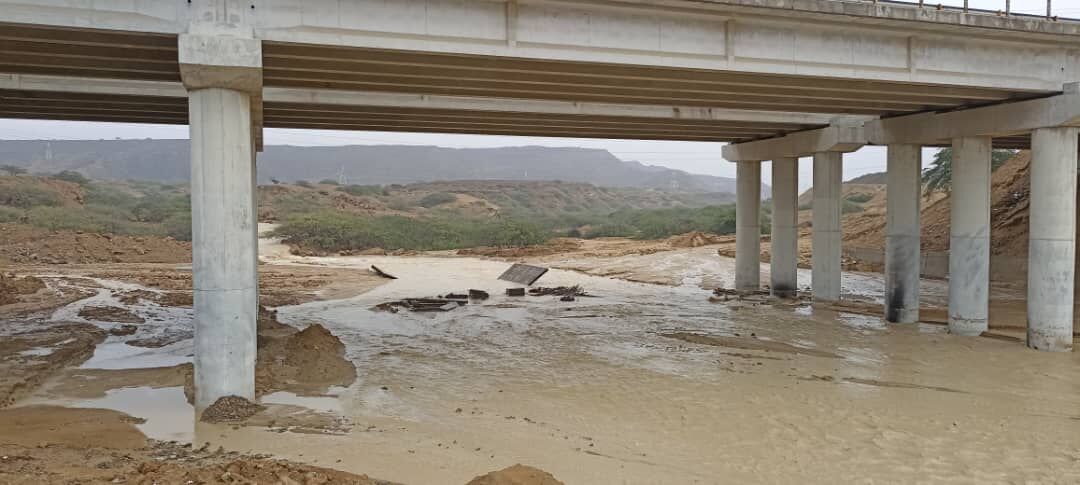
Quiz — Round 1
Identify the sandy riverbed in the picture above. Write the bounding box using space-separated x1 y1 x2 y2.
1 235 1078 484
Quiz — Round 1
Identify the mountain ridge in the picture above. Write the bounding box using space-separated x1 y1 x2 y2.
0 139 765 195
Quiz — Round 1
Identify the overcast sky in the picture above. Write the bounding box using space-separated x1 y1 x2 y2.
0 0 1061 191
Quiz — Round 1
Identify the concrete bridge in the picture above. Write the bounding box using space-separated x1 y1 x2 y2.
1 0 1078 410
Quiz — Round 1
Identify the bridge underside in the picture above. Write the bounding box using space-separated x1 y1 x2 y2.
3 0 1080 409
0 21 1055 146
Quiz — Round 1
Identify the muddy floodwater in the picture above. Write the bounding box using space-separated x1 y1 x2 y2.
11 237 1080 484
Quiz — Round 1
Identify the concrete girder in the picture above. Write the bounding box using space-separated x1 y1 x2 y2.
721 120 868 162
866 84 1080 146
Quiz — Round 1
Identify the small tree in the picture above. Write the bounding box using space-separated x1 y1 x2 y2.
1 165 26 176
922 147 1018 194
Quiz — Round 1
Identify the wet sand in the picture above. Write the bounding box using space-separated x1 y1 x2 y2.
2 236 1079 483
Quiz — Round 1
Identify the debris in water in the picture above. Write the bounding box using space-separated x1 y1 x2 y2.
498 263 549 285
441 293 469 301
506 288 526 297
108 324 138 336
560 295 575 302
469 289 490 300
373 298 466 312
370 265 398 280
529 286 591 297
200 395 265 424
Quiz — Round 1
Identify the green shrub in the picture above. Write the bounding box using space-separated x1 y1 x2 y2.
0 185 62 209
842 200 865 214
418 192 457 208
51 170 90 186
319 179 340 185
163 212 192 241
338 184 384 197
0 206 24 223
272 212 549 252
844 192 874 204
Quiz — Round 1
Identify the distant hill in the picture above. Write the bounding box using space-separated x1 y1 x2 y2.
0 139 761 195
846 172 886 185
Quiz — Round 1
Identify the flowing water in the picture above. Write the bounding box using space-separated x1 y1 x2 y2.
28 240 1080 484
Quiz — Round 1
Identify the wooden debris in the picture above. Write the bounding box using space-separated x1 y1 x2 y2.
506 288 526 297
373 298 465 312
469 289 490 300
498 263 549 285
370 265 398 279
528 286 591 297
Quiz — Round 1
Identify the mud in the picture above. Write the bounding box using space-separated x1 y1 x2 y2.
0 406 395 485
0 274 45 305
0 322 105 407
661 331 840 359
78 304 145 323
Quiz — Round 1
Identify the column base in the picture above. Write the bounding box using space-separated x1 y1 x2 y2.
948 317 987 337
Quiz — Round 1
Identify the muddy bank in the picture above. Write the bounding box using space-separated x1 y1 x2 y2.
0 322 105 407
0 406 396 485
0 223 192 265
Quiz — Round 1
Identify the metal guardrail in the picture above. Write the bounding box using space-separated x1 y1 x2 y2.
863 0 1078 22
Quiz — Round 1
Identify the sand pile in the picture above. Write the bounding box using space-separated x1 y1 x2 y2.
201 395 266 424
256 323 357 396
185 307 357 402
466 464 565 485
667 231 724 248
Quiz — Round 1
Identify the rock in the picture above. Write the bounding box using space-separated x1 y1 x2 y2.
109 325 138 336
200 396 265 424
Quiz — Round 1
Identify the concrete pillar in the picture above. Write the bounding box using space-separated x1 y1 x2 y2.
770 158 799 297
885 145 922 323
189 88 257 410
812 152 843 301
735 161 762 292
1027 127 1079 352
179 29 263 411
948 137 992 336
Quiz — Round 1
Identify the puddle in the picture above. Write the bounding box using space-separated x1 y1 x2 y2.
74 386 193 443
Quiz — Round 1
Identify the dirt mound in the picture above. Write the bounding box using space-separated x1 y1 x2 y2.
201 395 266 424
667 231 724 248
78 305 145 324
0 223 191 264
466 465 565 485
0 274 45 305
257 323 357 396
184 309 357 403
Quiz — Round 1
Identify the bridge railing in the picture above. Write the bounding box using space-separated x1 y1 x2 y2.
860 0 1078 22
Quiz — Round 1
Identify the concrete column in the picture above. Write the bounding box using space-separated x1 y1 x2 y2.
812 152 843 301
885 144 922 323
189 87 258 410
770 158 799 298
735 161 762 292
948 137 992 336
1027 127 1079 352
